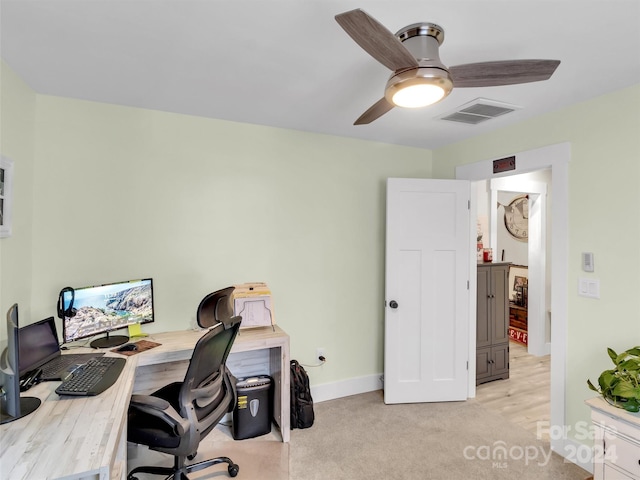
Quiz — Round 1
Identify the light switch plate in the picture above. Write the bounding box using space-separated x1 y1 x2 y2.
578 277 600 299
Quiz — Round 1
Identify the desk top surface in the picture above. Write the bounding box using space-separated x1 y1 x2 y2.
1 356 136 480
0 325 289 480
586 396 640 427
138 324 288 365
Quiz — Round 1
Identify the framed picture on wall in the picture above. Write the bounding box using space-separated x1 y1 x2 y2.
508 264 528 302
0 155 14 238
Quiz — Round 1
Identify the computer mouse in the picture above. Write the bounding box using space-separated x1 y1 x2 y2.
117 343 138 352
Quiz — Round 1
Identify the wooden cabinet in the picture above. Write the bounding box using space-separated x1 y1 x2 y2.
476 262 510 385
508 304 528 345
509 304 528 330
586 397 640 480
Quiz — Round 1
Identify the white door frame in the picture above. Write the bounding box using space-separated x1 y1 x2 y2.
456 142 570 457
490 177 548 357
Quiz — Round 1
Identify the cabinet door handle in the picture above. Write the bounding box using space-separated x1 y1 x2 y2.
389 300 398 309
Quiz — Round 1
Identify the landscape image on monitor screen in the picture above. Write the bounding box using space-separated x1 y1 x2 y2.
64 280 153 341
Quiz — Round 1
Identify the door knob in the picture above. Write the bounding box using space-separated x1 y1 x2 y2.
389 300 398 309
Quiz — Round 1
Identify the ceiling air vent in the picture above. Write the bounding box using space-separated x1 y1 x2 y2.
439 98 522 125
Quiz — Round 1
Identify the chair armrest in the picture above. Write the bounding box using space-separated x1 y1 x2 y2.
227 367 238 413
129 394 190 436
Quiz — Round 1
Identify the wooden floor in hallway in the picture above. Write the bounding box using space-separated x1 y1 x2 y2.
474 340 551 441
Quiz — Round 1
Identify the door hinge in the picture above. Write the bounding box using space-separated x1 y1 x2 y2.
466 361 469 370
468 200 471 209
467 280 470 290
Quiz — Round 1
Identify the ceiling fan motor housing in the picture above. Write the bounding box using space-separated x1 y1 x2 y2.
385 22 454 106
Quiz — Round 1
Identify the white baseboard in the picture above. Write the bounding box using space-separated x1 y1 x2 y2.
551 437 594 474
311 374 383 403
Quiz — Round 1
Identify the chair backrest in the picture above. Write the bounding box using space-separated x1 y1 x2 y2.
196 286 235 328
178 315 242 440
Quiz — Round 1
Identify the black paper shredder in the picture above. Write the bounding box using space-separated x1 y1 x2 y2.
232 375 272 440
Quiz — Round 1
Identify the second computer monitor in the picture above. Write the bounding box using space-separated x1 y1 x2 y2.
61 278 154 348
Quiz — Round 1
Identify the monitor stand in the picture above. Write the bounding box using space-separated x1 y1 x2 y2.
90 332 129 349
0 396 41 425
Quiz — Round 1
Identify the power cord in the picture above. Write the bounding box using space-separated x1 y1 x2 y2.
301 356 326 368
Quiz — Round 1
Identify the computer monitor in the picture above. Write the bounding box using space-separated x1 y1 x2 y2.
0 304 41 425
61 278 154 348
18 317 60 377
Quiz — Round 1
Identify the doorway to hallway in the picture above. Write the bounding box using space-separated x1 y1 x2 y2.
456 142 569 456
474 169 552 440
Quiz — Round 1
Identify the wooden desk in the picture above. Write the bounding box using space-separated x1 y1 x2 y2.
0 325 290 480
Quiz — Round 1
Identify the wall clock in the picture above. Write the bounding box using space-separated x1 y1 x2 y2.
504 195 528 240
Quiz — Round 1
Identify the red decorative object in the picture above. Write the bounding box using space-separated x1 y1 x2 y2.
509 326 528 345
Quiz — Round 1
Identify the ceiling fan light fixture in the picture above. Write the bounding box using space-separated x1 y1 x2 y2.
392 83 446 108
335 9 561 124
385 68 453 108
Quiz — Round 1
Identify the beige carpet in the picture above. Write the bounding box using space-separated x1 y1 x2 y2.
127 390 591 479
289 390 591 480
127 423 289 479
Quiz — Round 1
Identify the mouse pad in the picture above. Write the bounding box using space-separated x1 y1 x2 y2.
111 339 162 356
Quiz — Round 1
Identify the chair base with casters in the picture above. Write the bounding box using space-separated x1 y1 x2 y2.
127 454 239 479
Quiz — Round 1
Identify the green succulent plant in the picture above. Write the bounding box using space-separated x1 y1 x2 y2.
587 346 640 413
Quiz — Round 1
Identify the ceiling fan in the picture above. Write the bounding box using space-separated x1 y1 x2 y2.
335 9 561 125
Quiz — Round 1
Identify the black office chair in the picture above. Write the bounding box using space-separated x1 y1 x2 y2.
196 286 235 329
127 290 242 480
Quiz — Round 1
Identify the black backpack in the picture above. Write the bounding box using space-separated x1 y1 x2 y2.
290 359 314 429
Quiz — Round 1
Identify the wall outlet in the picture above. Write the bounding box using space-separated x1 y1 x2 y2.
316 347 326 361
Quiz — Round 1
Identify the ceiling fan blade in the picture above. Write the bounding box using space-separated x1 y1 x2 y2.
335 9 419 72
449 59 561 88
354 98 395 125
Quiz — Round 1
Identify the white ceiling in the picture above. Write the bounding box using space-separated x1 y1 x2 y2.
2 0 639 150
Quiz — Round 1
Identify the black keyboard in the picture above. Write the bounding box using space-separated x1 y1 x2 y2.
41 353 105 380
55 357 126 396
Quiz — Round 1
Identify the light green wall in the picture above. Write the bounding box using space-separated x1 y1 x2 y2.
0 61 36 322
434 83 640 444
4 57 640 444
3 70 433 387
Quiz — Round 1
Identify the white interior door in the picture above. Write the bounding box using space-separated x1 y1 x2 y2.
384 178 470 404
